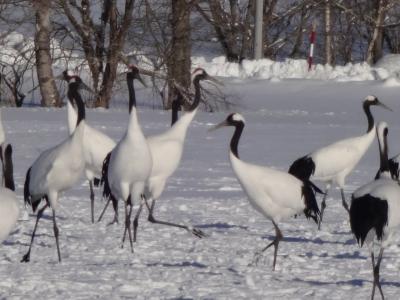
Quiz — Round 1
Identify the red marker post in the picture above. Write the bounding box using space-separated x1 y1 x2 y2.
308 22 317 71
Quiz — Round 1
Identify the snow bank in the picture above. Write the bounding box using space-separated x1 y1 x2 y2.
193 55 400 82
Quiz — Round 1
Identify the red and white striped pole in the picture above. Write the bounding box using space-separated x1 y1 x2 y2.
308 22 317 71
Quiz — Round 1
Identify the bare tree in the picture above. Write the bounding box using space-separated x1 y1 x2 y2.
196 0 254 62
57 0 135 108
166 0 192 108
367 0 390 64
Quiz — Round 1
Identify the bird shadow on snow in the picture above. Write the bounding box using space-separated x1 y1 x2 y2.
146 261 208 269
196 222 248 231
260 235 355 246
293 277 400 288
27 213 67 221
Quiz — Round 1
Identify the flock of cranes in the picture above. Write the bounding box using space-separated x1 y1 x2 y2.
0 65 399 298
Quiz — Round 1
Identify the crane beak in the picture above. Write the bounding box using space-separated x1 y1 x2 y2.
205 74 224 86
208 120 228 132
378 101 393 112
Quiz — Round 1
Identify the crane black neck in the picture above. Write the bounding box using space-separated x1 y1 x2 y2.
171 93 181 126
230 122 244 159
68 83 85 126
363 101 375 133
1 144 15 191
190 76 202 112
127 76 136 114
378 131 390 175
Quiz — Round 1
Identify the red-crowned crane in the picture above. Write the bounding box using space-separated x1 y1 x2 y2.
21 76 86 262
133 68 220 240
61 70 116 223
350 122 400 300
211 113 320 271
101 65 152 252
100 69 219 241
289 95 391 229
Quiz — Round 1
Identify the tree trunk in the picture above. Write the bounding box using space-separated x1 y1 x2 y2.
167 0 191 109
239 0 255 60
324 0 333 65
367 0 387 64
289 5 307 58
95 0 135 108
197 1 240 62
263 0 278 58
34 0 61 107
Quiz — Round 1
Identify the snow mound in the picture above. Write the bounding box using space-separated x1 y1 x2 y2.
193 55 400 82
374 54 400 77
382 77 400 87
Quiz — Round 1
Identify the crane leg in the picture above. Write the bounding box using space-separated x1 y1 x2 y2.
145 196 205 238
132 195 145 242
89 180 95 224
121 199 134 253
21 203 49 263
97 197 118 225
340 188 350 214
318 189 329 230
371 248 385 300
52 209 61 263
97 198 110 222
251 220 283 271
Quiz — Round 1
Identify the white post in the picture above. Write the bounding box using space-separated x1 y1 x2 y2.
254 0 263 60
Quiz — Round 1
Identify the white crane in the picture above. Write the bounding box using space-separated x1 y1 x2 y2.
132 68 220 240
101 65 152 252
211 113 321 271
289 95 391 229
350 122 400 300
62 70 116 223
0 144 19 244
100 69 219 241
21 77 86 263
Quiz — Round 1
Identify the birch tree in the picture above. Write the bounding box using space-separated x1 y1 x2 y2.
33 0 61 107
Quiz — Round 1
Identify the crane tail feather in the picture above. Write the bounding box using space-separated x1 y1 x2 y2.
100 151 118 213
302 180 321 224
24 167 32 208
289 155 315 181
93 177 100 187
100 152 112 197
388 158 399 180
350 194 388 247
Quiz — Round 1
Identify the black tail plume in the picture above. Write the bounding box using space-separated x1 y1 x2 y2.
289 155 315 181
24 167 32 207
302 180 321 224
3 144 15 191
100 152 112 195
350 194 388 247
375 158 398 180
388 158 399 180
93 177 100 187
101 151 118 214
24 166 45 213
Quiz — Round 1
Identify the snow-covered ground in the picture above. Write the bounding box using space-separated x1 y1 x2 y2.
1 76 400 299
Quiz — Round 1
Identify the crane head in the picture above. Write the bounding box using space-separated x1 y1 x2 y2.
209 113 245 132
127 64 146 87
